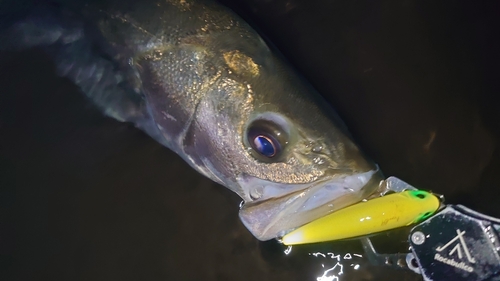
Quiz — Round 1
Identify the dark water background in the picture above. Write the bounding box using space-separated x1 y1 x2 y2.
1 0 499 280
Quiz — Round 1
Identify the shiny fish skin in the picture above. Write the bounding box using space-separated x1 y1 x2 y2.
0 0 383 240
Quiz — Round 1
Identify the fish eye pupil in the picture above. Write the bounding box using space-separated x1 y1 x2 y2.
253 135 276 157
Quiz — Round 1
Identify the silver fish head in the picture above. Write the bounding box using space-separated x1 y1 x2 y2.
98 0 383 241
185 40 383 240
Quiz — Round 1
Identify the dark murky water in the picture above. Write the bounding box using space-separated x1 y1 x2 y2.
1 1 499 280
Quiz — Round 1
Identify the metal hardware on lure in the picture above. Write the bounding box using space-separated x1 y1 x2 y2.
282 190 440 245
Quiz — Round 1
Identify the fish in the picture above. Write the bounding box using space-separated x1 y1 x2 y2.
0 0 383 240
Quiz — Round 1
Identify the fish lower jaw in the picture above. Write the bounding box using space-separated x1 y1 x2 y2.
238 168 383 241
299 169 379 212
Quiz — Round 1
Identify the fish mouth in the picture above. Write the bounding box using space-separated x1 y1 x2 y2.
237 168 383 241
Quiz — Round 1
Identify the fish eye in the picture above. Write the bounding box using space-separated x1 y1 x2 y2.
246 119 287 160
252 135 278 157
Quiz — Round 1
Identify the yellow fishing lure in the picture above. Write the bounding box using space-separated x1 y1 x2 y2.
282 190 440 245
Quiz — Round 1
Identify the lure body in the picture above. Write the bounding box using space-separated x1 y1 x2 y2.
282 190 440 245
